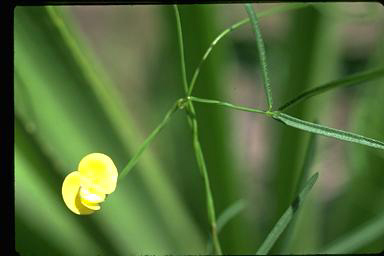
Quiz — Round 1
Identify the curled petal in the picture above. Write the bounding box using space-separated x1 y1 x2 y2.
80 198 101 211
62 171 95 215
79 187 106 203
78 153 118 194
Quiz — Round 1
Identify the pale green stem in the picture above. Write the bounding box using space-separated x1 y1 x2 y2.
188 3 309 96
173 5 189 94
188 96 269 116
118 102 179 180
174 5 223 255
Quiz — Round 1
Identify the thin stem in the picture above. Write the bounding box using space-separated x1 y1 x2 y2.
173 5 222 254
118 102 179 180
188 96 268 115
173 5 189 94
188 103 222 255
188 3 309 96
278 67 384 111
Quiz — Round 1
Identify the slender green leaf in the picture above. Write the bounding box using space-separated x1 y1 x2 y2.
173 5 189 94
217 199 247 234
189 96 266 115
207 199 246 253
256 173 319 255
280 132 318 252
321 212 384 254
278 67 384 111
245 4 273 110
273 112 384 150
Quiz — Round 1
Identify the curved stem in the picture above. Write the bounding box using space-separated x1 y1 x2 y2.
118 102 179 180
188 3 310 96
173 5 189 94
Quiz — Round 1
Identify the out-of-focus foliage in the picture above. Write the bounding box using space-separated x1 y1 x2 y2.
15 3 384 255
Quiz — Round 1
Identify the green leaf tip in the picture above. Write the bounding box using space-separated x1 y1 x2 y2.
274 112 384 150
245 3 273 110
256 172 319 255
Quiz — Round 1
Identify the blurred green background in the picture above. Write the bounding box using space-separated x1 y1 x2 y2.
15 3 384 255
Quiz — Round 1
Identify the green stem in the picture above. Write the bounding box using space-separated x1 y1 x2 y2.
173 5 189 94
118 102 179 180
173 5 222 254
188 102 222 255
188 96 268 115
188 3 310 96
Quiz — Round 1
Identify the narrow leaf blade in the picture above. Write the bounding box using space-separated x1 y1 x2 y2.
273 112 384 150
256 173 319 255
245 3 273 110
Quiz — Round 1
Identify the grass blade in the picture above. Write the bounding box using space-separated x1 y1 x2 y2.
245 4 273 110
119 102 179 180
173 5 189 94
280 132 318 252
207 199 246 253
273 112 384 150
217 199 247 234
278 67 384 111
321 212 384 254
188 96 266 115
256 173 319 255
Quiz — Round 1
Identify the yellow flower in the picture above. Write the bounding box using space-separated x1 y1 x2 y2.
62 153 118 215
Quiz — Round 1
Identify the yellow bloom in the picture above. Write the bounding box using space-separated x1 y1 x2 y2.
62 153 118 215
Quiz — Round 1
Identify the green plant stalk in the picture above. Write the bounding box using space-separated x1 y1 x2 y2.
245 3 273 110
189 107 222 255
320 212 384 254
118 102 179 180
278 67 384 111
188 3 309 95
174 5 222 254
173 5 189 94
256 173 319 255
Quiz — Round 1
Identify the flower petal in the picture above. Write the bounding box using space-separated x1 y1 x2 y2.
62 171 95 215
79 187 106 203
78 153 118 194
80 198 101 211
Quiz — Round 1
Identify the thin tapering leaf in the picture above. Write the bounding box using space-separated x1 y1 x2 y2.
189 96 266 115
273 112 384 150
207 199 246 253
321 212 384 254
281 132 318 252
278 67 384 111
245 4 273 110
173 5 189 94
256 173 319 255
119 102 179 180
217 199 246 233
